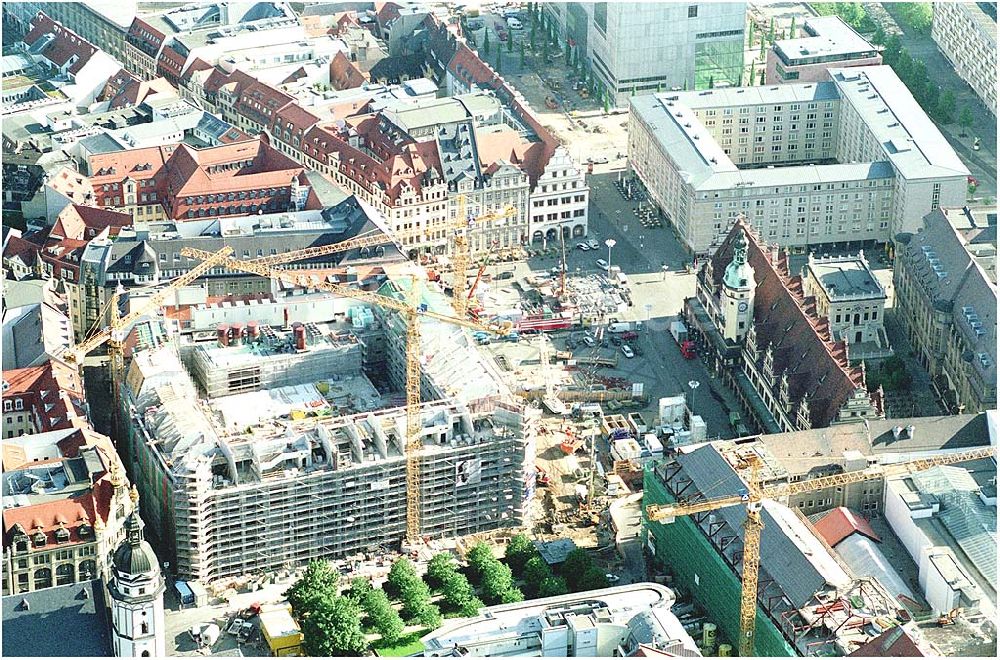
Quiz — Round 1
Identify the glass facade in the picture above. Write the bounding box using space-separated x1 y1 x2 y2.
694 37 744 89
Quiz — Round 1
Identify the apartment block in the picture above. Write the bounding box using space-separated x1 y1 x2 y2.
893 206 997 414
544 2 746 106
766 16 881 84
629 66 969 255
932 2 997 117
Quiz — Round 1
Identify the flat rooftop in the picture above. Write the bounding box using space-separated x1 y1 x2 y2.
209 377 382 428
193 323 360 370
774 16 878 64
806 255 884 299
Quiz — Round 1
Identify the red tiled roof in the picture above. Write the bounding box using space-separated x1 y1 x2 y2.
707 221 880 427
51 205 132 241
376 1 403 25
107 76 176 110
2 361 88 434
810 507 881 547
102 67 141 103
847 626 923 657
156 44 187 82
3 234 41 268
23 12 99 76
330 50 369 90
178 56 214 85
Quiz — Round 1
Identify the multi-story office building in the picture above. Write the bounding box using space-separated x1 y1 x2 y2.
766 16 881 84
893 206 997 414
1 1 135 64
932 2 997 117
528 146 590 245
543 2 746 106
629 66 970 255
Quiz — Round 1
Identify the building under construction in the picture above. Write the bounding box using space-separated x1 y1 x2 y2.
119 280 536 583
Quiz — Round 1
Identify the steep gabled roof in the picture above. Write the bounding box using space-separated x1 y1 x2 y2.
330 50 369 90
708 221 880 427
808 507 881 547
23 12 99 76
51 205 132 242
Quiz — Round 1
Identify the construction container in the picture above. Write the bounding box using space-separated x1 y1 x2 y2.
658 396 686 427
690 415 707 443
702 622 717 648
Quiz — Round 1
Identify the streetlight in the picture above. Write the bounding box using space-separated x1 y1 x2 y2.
605 238 616 270
662 264 668 281
687 380 700 421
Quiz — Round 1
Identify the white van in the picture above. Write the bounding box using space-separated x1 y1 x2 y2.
616 272 628 286
506 17 523 30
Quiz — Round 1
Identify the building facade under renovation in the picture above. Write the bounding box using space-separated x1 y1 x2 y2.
118 279 535 583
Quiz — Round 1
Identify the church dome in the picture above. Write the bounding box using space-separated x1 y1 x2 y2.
113 506 159 578
723 230 755 291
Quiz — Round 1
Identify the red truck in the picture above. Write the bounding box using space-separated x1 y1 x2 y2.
670 320 696 359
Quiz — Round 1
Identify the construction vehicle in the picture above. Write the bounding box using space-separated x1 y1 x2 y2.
938 608 962 626
646 446 997 657
670 320 696 359
181 248 510 546
467 239 500 304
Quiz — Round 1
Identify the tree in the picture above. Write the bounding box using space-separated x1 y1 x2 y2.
538 576 569 598
483 29 490 56
459 596 485 617
520 41 526 67
362 589 404 646
759 69 765 86
285 560 339 621
789 16 796 39
564 40 571 65
560 549 594 590
747 24 755 47
508 33 514 53
937 89 956 123
872 25 887 46
768 17 775 44
417 602 442 628
504 534 537 575
301 595 366 657
441 570 476 610
400 577 435 623
895 50 914 84
747 61 756 87
346 576 373 603
959 106 974 136
466 543 495 582
578 567 610 592
523 555 552 589
897 3 933 33
498 587 524 604
426 553 457 590
708 75 715 89
385 558 419 600
882 35 903 68
481 560 516 604
759 39 766 60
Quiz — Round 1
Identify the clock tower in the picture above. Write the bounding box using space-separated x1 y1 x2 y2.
721 230 755 342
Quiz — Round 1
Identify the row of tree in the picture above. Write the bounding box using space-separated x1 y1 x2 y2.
466 543 525 604
880 34 973 130
426 553 485 616
384 558 442 629
285 561 367 656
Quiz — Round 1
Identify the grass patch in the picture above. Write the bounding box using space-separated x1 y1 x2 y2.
373 628 430 657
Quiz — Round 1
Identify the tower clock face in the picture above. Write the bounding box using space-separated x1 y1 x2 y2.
738 302 748 312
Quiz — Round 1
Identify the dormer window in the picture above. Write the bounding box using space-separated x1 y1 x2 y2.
32 532 46 548
54 527 70 544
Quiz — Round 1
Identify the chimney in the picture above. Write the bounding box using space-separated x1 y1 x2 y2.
906 425 916 439
892 425 903 441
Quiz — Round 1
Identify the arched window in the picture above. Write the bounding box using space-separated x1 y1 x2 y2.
141 622 149 634
141 651 150 657
55 563 74 586
33 568 52 589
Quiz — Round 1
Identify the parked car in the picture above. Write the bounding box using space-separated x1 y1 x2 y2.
621 345 635 359
582 335 595 347
596 258 609 271
576 242 591 251
587 156 610 164
610 335 622 346
497 270 514 280
586 239 599 249
606 573 620 584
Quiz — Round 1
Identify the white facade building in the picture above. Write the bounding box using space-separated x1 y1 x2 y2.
628 66 970 255
932 2 997 117
544 2 746 106
528 146 590 246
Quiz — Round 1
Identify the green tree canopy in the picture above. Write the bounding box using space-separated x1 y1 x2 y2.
459 596 485 617
504 534 537 575
523 555 552 591
441 571 477 610
937 89 956 123
578 567 610 592
361 589 404 645
538 575 569 598
466 543 496 582
882 35 903 67
346 576 373 603
481 560 517 604
959 106 975 133
426 553 457 590
385 558 419 600
560 549 594 590
301 595 367 657
285 560 339 621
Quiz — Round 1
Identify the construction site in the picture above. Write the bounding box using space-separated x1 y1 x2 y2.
117 264 538 584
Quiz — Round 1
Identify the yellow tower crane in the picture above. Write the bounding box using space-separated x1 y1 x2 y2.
215 196 516 318
180 248 511 544
646 445 997 657
62 246 234 450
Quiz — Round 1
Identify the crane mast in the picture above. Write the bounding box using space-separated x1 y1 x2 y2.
646 444 997 656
